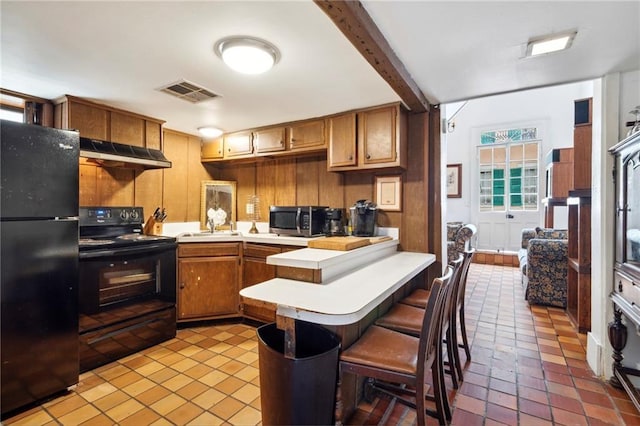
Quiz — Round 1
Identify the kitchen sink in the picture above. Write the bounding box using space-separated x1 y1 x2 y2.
178 231 242 238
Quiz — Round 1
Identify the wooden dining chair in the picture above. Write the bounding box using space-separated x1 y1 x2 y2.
375 255 464 389
339 266 454 426
450 248 475 379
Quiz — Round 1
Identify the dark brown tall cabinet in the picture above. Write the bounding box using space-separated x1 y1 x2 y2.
566 98 592 333
608 130 640 410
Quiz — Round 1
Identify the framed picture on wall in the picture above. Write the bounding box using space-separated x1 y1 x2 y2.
375 175 402 211
200 180 236 231
447 164 462 198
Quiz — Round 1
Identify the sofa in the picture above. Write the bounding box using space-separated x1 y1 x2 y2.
518 227 568 308
447 222 477 263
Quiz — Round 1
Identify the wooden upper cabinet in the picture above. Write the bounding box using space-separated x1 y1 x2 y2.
254 127 286 154
111 111 144 147
60 100 109 140
224 131 253 158
328 103 406 171
54 95 164 148
359 106 396 166
201 137 224 160
328 112 357 168
288 120 326 152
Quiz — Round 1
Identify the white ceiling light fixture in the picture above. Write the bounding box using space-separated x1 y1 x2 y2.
526 31 577 57
215 36 280 75
198 126 223 138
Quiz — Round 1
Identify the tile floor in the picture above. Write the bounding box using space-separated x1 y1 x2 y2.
4 263 639 426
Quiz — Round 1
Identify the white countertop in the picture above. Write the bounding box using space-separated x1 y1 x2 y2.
240 251 435 326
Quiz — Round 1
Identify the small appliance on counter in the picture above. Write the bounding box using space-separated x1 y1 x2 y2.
269 206 328 237
324 208 345 236
350 200 377 237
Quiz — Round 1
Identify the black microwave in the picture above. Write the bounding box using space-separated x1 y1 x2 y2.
269 206 328 237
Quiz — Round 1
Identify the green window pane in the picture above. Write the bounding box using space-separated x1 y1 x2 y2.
493 169 504 179
511 194 523 206
494 196 504 206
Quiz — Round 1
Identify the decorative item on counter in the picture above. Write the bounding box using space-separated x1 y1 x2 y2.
246 195 260 234
627 106 640 137
200 180 236 231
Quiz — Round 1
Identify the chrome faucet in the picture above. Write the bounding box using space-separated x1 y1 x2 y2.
208 218 215 233
229 221 235 232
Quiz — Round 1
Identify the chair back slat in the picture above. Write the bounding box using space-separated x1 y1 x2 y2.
417 266 453 373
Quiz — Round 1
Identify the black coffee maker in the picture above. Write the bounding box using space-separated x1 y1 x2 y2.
349 200 377 237
324 208 345 236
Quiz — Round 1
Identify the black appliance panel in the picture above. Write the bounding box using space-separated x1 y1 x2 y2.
269 206 328 237
1 120 79 219
1 219 79 415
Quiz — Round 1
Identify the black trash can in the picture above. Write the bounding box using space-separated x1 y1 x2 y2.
257 321 341 426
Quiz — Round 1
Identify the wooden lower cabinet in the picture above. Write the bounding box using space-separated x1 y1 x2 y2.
241 243 300 323
177 243 241 321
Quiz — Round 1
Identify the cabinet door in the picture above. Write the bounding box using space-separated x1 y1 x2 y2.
201 138 224 160
224 131 253 157
178 256 240 320
328 113 357 168
288 120 326 151
254 127 286 153
68 101 108 140
111 112 145 147
359 106 396 166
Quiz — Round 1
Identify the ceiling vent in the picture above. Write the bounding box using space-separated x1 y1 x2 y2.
157 79 220 103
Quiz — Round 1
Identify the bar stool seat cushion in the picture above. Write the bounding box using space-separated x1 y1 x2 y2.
401 288 430 309
375 304 425 337
340 325 419 376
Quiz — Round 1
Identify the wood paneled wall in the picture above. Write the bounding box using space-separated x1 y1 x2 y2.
78 110 441 266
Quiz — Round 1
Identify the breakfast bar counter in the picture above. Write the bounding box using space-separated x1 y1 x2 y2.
240 251 435 325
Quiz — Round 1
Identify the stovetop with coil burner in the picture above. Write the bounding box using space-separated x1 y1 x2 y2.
79 206 175 253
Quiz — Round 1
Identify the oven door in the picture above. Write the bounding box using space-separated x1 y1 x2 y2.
79 242 176 315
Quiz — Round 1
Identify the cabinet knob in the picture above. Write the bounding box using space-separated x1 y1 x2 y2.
180 283 185 289
280 140 284 146
348 155 353 161
366 154 371 160
619 280 623 292
218 150 221 154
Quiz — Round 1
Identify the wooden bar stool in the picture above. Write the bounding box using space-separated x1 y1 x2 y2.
376 255 463 389
395 250 475 370
339 267 454 426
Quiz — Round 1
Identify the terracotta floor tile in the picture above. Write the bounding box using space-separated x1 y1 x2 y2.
548 392 584 414
232 383 261 404
191 388 227 410
577 388 615 408
517 386 548 405
135 385 172 406
3 408 55 426
77 413 115 426
544 370 574 386
454 394 486 416
119 407 162 426
104 398 145 422
216 375 246 395
488 390 518 410
175 379 210 400
164 401 204 425
46 394 90 418
582 402 625 424
122 377 157 397
518 412 553 425
551 406 589 426
450 408 485 425
460 382 489 400
150 393 188 416
486 403 518 425
228 405 261 425
518 397 552 420
186 411 226 426
209 396 245 420
109 370 144 389
78 382 118 402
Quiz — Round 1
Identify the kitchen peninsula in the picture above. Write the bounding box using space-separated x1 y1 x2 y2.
239 238 435 422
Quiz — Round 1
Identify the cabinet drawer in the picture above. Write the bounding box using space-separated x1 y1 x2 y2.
178 243 240 257
615 271 640 309
244 243 282 259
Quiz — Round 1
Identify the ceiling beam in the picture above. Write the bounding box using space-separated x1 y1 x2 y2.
314 0 431 113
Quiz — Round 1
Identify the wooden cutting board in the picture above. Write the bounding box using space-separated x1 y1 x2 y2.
308 236 371 251
308 235 393 251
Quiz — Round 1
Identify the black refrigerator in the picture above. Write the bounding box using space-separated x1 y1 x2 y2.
1 120 80 416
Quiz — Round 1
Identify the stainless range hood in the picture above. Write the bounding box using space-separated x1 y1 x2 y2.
79 137 171 169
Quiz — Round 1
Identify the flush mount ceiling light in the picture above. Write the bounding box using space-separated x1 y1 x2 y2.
526 31 577 57
215 36 280 75
198 126 223 138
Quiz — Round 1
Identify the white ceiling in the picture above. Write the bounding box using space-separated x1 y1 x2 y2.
1 1 638 136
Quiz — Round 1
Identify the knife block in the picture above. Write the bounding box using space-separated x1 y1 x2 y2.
144 216 163 236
